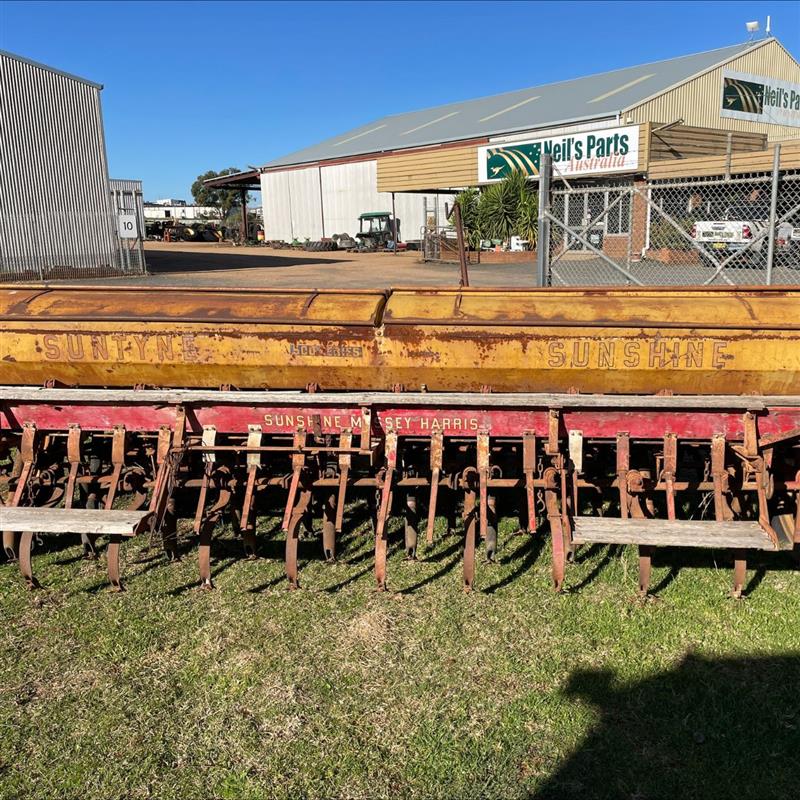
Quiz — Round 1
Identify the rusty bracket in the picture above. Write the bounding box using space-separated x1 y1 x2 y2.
477 430 490 541
568 429 583 520
281 430 307 532
64 424 81 510
426 431 443 544
3 423 37 561
193 426 216 534
240 424 262 533
335 430 352 533
546 409 560 456
523 431 536 534
157 425 171 465
201 425 217 464
743 411 759 458
374 430 397 590
616 432 630 520
360 406 372 453
663 433 677 521
711 433 729 523
104 425 127 511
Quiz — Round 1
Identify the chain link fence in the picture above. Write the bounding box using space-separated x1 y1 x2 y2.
542 154 800 286
421 224 480 263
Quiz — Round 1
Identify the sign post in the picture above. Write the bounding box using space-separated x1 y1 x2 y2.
117 214 137 239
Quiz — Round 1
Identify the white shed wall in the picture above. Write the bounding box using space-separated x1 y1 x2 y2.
260 160 452 243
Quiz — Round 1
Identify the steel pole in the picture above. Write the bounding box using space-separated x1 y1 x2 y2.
392 192 398 256
536 154 552 287
240 189 248 243
453 201 469 287
765 143 781 286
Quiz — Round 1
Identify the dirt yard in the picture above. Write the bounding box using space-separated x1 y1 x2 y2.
103 242 540 289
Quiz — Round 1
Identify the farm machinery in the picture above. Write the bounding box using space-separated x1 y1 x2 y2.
0 284 799 596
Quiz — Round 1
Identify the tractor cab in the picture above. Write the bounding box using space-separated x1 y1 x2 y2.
356 211 395 250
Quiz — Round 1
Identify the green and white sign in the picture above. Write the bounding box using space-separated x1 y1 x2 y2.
477 125 639 182
721 69 800 127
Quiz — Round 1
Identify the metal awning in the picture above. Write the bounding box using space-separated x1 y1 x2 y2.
203 170 261 191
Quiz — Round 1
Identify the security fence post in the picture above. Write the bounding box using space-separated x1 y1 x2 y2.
765 143 781 286
537 154 552 287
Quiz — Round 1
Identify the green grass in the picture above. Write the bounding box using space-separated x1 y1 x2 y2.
1 510 799 800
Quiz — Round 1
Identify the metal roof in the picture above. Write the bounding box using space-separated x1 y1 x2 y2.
0 49 103 89
264 41 761 170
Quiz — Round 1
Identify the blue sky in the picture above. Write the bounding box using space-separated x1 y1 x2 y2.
1 0 798 200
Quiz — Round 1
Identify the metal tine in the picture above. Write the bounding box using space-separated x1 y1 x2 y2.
374 430 397 591
193 426 217 534
462 474 478 591
426 431 442 545
281 430 306 532
663 433 678 521
711 433 727 523
744 412 777 544
64 424 81 509
149 427 173 522
477 431 489 541
240 425 261 556
104 425 126 510
104 425 128 590
4 423 37 561
334 430 352 533
616 432 630 519
523 431 536 533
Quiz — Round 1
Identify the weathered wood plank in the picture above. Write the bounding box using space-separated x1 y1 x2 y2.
572 517 777 550
3 386 799 409
0 507 152 536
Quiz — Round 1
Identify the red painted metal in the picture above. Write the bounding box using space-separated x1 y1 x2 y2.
4 401 800 441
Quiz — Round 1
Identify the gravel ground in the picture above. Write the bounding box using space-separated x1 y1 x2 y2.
46 242 795 289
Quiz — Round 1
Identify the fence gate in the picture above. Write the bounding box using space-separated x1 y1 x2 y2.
540 151 800 286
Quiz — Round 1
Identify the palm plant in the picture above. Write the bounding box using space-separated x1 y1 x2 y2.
516 188 539 247
477 170 538 248
453 188 482 250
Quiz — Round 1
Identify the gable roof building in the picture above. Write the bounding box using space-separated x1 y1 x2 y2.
212 38 799 243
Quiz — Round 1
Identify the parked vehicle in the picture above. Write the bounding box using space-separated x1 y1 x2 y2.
692 203 799 266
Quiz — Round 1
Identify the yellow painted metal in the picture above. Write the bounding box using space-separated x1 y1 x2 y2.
1 285 798 395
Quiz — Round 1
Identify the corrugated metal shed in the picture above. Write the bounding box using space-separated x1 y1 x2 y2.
264 41 759 169
0 50 131 280
628 38 800 141
260 161 451 243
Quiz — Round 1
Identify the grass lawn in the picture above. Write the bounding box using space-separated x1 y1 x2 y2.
1 508 799 800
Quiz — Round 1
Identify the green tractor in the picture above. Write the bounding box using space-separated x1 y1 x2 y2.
355 211 398 251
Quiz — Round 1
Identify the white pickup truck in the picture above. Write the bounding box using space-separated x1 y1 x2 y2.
692 203 799 266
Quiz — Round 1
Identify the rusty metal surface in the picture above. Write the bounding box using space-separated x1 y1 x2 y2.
2 284 799 596
1 285 799 395
0 285 388 324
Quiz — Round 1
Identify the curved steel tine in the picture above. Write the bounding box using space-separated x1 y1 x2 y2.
462 481 477 592
285 486 312 589
374 431 397 591
18 530 40 589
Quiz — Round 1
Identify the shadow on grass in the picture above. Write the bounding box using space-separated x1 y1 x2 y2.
483 532 548 594
567 544 623 593
531 653 800 800
396 538 463 594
